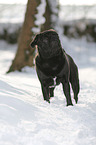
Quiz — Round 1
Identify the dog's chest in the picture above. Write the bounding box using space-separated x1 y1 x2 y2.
42 61 57 70
36 55 64 77
41 61 60 77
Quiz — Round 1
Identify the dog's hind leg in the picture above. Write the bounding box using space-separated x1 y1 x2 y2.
70 78 80 104
67 54 80 104
62 82 73 106
70 65 80 104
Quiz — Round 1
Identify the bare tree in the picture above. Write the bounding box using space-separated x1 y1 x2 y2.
7 0 41 72
41 0 52 31
42 0 59 31
7 0 59 73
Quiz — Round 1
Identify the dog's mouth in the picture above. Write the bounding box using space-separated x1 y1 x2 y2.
30 41 36 48
30 35 39 48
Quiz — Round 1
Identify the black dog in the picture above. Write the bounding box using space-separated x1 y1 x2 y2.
31 29 80 106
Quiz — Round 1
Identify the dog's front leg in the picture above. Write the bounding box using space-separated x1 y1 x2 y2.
41 84 50 103
49 87 55 97
62 82 73 106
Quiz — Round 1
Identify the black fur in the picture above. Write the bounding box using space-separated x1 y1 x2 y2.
31 29 80 106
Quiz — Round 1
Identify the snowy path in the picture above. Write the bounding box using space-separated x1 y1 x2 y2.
0 40 96 145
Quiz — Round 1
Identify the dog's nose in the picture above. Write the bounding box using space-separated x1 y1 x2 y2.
30 41 35 48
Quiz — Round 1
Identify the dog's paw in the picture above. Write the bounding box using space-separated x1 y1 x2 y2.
44 99 50 104
66 103 73 106
46 100 50 103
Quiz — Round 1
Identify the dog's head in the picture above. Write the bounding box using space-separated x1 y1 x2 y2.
30 29 62 58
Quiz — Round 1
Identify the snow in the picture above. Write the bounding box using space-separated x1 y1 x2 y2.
59 5 96 22
59 0 96 6
0 4 26 23
0 37 96 145
32 0 46 34
48 0 58 14
35 0 46 26
0 0 27 4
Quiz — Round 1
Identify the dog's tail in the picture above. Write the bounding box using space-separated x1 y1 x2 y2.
67 55 80 103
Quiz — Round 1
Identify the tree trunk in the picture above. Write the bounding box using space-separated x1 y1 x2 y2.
7 0 40 73
42 0 59 31
41 0 52 31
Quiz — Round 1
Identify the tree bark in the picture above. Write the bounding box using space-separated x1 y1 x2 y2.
7 0 40 73
42 0 59 31
41 0 52 31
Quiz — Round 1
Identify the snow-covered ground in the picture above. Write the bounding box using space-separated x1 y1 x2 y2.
0 1 96 144
0 37 96 145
